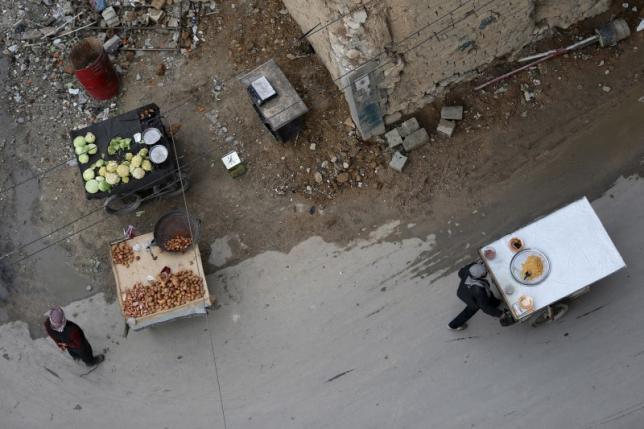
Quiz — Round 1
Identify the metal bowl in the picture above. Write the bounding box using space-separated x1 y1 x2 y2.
510 248 551 285
150 144 169 164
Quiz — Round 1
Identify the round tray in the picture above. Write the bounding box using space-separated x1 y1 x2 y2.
510 249 550 285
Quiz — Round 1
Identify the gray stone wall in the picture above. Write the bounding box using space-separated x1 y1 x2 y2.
282 0 610 129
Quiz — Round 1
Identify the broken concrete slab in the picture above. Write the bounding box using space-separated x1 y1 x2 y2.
101 6 120 27
437 118 456 137
103 35 122 54
398 117 420 138
441 105 463 121
389 151 408 172
20 29 43 41
402 128 429 151
385 128 403 148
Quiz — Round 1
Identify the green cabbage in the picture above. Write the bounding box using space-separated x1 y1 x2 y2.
73 136 86 148
87 144 98 155
85 132 96 144
98 181 111 192
82 169 95 181
85 179 99 194
142 159 152 172
78 154 89 164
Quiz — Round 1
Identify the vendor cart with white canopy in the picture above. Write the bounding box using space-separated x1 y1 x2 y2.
479 197 625 323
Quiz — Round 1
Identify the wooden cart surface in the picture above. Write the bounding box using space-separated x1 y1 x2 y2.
110 232 212 330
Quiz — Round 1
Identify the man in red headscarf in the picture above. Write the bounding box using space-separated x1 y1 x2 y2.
44 307 104 366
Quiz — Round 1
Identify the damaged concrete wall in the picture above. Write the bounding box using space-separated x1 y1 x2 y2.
281 0 611 133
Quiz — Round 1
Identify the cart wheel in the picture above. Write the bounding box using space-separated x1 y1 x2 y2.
160 174 191 199
104 193 143 215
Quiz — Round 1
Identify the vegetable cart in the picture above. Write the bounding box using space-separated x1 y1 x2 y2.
69 103 190 215
479 197 625 324
110 232 213 331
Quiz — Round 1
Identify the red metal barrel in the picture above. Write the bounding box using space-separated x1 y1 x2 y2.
70 37 119 100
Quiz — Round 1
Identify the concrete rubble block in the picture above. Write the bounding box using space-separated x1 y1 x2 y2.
21 29 44 41
384 128 403 148
402 128 429 152
441 105 463 121
148 8 165 23
389 151 408 173
103 35 122 54
398 117 420 138
437 119 456 137
101 6 120 27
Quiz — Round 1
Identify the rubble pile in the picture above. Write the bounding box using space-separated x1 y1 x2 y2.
1 0 220 165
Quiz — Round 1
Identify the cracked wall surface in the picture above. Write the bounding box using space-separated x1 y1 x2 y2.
282 0 611 127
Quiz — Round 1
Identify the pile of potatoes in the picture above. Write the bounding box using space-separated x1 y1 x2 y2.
111 242 135 267
123 269 204 318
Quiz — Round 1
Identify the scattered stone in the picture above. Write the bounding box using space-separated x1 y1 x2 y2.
74 404 82 410
330 156 337 163
314 172 323 183
320 161 329 169
343 117 355 128
151 0 165 9
167 17 179 28
342 162 349 169
398 117 420 138
383 111 402 125
402 128 429 152
336 173 349 183
7 45 18 54
384 128 403 148
389 151 408 172
309 143 316 150
86 285 92 291
441 105 463 121
602 85 611 93
148 8 165 23
286 53 296 60
136 73 142 81
225 136 234 143
436 119 456 137
103 35 122 54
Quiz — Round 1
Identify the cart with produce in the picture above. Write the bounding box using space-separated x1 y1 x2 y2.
479 197 625 325
70 104 190 215
110 211 212 331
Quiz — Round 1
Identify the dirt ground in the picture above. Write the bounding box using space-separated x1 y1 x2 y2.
1 0 643 335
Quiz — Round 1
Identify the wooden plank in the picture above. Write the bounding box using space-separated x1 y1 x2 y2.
110 232 212 323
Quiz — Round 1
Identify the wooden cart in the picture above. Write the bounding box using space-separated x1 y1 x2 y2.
110 232 213 331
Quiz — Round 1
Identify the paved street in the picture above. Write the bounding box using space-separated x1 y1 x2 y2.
2 175 643 428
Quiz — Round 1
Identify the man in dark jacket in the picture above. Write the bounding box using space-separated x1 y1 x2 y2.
448 261 509 330
44 307 104 367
